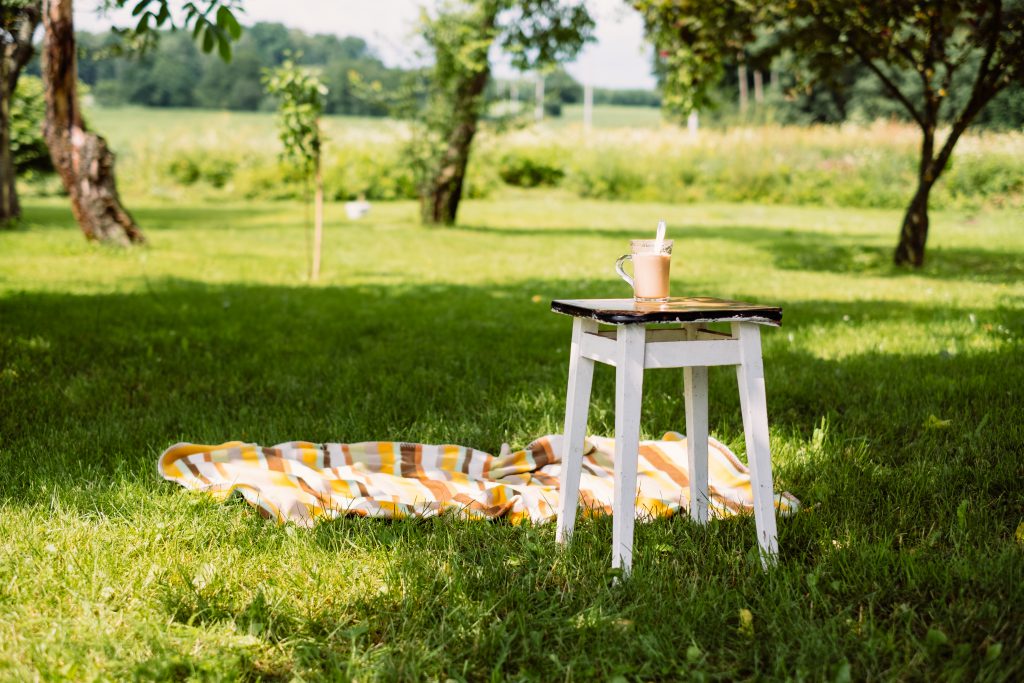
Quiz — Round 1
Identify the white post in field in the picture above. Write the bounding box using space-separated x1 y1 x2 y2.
534 72 545 122
738 63 749 116
583 82 593 132
510 80 518 105
687 111 699 137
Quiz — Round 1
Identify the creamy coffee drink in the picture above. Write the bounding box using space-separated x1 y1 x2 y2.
631 252 671 300
616 238 673 302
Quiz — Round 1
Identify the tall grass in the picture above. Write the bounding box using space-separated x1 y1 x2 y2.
61 108 1024 210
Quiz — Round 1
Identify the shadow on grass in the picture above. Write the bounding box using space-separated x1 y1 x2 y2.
0 278 1020 504
3 277 1021 679
15 202 278 233
454 222 1023 284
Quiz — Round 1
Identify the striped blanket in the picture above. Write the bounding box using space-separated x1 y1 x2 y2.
159 432 799 526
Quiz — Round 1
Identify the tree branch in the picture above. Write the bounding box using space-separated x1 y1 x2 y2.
848 41 926 128
931 1 1007 179
4 0 41 96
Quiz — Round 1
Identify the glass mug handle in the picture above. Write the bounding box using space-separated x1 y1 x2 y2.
615 254 634 288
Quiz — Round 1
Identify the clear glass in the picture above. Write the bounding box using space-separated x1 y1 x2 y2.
615 239 673 302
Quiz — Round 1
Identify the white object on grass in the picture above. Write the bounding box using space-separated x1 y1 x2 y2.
345 199 371 220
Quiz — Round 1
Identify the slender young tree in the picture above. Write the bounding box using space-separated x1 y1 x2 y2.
263 56 327 281
0 0 41 225
635 0 1024 267
416 0 594 226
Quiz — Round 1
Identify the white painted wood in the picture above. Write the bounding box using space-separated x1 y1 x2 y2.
615 327 731 342
555 312 780 573
684 364 710 524
611 324 647 576
556 318 597 544
580 330 741 369
644 339 740 369
733 322 779 567
694 327 734 341
579 331 617 366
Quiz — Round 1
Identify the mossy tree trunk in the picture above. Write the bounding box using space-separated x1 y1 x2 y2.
1 0 41 225
41 0 143 245
420 65 491 226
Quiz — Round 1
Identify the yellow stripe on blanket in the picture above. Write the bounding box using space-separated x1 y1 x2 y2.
158 433 799 527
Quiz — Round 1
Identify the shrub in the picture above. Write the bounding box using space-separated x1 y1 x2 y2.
11 76 52 174
92 111 1022 212
497 150 565 187
164 152 237 188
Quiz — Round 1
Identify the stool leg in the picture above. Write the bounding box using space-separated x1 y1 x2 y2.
556 318 597 544
612 324 646 576
684 365 710 524
733 322 779 568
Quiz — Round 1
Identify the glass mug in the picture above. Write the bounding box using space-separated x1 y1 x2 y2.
615 239 673 302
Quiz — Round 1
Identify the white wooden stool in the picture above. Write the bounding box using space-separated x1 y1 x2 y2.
551 297 783 575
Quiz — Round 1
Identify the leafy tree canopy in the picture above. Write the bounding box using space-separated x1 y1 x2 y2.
634 0 1024 266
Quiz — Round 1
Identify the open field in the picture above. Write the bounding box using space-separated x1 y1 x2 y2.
1 194 1022 680
82 104 665 144
72 107 1024 211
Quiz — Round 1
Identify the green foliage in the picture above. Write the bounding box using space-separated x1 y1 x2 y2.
9 76 50 174
497 149 564 187
71 24 403 115
102 0 243 60
262 55 327 178
408 0 594 223
0 195 1022 679
636 0 1024 123
164 150 235 188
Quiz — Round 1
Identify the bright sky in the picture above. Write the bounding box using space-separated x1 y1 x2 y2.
74 0 657 90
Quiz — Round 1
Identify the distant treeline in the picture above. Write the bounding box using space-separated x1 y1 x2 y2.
24 20 1021 128
65 23 403 115
23 22 660 116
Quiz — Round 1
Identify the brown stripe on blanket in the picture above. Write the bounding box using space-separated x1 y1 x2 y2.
531 439 554 468
183 459 210 485
412 444 456 502
639 444 690 489
399 443 419 479
453 492 490 513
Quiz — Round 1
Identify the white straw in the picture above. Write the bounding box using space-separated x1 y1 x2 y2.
655 220 666 251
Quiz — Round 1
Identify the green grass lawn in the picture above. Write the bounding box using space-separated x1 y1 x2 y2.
1 194 1022 680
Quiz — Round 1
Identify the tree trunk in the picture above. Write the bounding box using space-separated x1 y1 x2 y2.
0 58 17 224
421 66 491 226
893 180 934 267
311 148 323 281
1 0 42 225
41 0 143 245
737 62 748 116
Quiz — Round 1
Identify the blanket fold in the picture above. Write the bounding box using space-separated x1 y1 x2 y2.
159 432 799 526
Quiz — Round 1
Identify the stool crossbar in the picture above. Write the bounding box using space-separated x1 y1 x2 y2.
551 297 783 575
